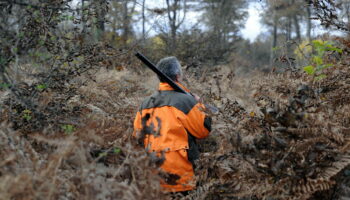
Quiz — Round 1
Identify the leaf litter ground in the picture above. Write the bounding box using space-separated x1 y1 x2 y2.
1 54 350 200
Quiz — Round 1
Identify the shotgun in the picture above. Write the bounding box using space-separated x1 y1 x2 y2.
135 52 218 114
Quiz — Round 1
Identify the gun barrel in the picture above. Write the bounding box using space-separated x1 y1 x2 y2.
135 52 219 115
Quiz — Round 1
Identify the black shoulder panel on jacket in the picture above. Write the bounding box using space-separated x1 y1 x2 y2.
204 116 212 132
140 90 196 114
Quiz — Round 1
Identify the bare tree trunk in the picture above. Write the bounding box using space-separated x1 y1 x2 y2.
166 0 178 52
286 16 292 54
286 17 292 41
95 0 106 41
345 1 350 37
142 0 146 42
111 2 117 42
293 15 301 41
165 0 186 54
121 0 136 45
81 0 86 34
306 4 312 42
270 10 278 65
290 0 300 41
122 0 129 44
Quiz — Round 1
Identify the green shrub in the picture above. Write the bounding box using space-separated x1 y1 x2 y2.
303 40 342 80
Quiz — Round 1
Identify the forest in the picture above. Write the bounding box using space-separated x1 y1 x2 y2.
1 0 350 199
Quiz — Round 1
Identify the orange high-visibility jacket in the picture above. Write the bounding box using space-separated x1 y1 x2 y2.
133 82 211 192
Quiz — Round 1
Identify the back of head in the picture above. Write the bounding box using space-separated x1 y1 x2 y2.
156 56 182 82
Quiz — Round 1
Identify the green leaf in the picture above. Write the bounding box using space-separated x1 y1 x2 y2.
61 124 75 134
45 54 52 60
34 10 40 16
18 32 25 38
23 114 31 121
0 57 5 65
312 40 324 47
22 109 32 121
312 56 323 66
34 51 42 58
36 84 47 90
327 46 343 53
0 83 11 89
312 40 327 56
23 109 31 114
113 148 121 154
315 74 327 81
99 152 107 157
272 46 280 51
38 40 45 46
303 65 315 75
335 48 342 53
317 64 333 71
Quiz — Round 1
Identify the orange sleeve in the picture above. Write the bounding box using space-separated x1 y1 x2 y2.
133 111 142 137
179 103 211 139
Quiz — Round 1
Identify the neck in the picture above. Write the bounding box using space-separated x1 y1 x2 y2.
161 80 179 84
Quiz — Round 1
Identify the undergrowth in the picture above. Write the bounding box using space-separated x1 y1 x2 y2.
1 38 350 200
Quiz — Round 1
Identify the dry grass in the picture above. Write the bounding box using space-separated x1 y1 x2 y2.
185 57 350 199
0 67 167 200
1 47 350 200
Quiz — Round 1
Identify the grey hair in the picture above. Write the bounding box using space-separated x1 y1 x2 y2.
156 56 182 82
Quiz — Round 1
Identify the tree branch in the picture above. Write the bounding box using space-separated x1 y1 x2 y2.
1 0 76 11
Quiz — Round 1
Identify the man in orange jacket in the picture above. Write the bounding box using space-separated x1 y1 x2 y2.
133 56 212 192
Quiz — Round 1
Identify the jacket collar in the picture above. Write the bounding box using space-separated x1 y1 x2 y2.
159 82 190 92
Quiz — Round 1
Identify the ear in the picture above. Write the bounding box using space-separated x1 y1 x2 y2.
176 74 182 82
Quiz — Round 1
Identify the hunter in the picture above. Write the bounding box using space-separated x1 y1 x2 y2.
133 56 212 192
